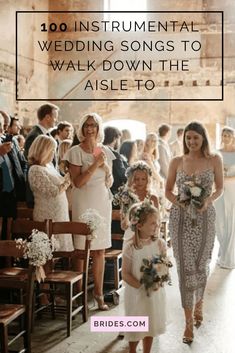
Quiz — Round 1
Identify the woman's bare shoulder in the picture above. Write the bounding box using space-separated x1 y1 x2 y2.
170 155 183 168
210 153 222 166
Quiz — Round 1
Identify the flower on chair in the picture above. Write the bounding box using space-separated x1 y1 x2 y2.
15 230 59 282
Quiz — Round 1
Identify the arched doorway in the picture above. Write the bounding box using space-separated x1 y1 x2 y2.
103 119 146 140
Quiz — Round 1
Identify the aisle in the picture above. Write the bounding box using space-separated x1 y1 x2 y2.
32 241 235 353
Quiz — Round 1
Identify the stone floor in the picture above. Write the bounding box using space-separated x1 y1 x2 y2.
31 240 235 353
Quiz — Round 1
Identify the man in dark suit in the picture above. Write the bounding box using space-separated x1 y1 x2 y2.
103 126 127 195
0 112 26 243
103 127 127 248
24 103 59 158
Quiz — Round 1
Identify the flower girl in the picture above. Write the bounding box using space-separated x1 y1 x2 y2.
122 201 170 353
113 161 159 242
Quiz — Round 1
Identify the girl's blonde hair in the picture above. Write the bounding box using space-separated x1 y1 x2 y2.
129 200 160 249
126 161 152 191
28 135 57 166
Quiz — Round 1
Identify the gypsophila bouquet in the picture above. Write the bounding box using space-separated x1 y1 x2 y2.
177 175 206 226
140 255 172 296
79 208 106 240
113 185 139 215
15 230 59 282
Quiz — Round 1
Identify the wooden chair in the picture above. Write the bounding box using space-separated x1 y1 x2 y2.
4 218 49 268
0 240 35 353
0 219 50 326
44 220 91 337
104 249 123 290
103 210 123 291
111 209 124 248
16 207 33 220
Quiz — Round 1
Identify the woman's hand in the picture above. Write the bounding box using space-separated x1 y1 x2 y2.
94 151 106 167
198 197 212 213
121 216 129 230
59 173 71 192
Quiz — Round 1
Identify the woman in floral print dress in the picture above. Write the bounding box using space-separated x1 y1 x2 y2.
165 122 223 345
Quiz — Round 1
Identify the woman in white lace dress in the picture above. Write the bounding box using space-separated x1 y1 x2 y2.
28 135 73 251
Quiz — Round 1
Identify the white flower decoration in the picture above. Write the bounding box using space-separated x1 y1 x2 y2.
79 208 106 240
190 186 202 197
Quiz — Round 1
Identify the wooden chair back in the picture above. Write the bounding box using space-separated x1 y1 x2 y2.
48 220 91 272
5 218 49 267
7 218 49 240
16 207 34 220
45 220 92 336
0 240 36 353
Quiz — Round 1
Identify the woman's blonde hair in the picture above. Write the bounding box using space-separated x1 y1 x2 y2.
144 132 159 160
77 113 104 143
129 200 160 249
28 135 57 166
58 139 72 174
58 139 72 161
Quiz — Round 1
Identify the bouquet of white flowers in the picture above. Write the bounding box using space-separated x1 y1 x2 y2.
177 176 206 226
79 208 106 240
15 230 59 282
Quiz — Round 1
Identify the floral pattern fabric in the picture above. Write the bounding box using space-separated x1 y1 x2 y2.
169 169 216 309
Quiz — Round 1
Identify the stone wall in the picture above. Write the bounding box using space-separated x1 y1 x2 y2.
0 0 234 142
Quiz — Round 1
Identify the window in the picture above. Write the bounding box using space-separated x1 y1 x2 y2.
104 0 147 27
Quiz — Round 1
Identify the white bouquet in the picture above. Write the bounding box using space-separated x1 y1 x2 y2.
79 208 106 240
16 230 59 282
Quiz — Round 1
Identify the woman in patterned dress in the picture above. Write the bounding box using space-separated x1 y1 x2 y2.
165 122 223 344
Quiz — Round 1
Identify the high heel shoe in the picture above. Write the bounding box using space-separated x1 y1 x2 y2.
194 300 203 328
183 318 194 345
93 292 109 311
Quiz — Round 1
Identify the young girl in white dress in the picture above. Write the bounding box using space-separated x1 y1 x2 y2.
122 201 168 353
119 161 159 243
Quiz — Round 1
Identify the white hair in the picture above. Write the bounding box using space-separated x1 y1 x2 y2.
77 113 104 143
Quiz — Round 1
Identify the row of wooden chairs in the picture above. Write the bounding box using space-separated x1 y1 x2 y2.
0 218 91 353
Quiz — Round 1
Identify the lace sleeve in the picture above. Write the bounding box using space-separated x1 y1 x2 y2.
28 166 61 197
